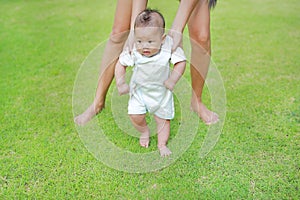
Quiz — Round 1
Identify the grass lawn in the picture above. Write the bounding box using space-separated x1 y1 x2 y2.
1 0 299 199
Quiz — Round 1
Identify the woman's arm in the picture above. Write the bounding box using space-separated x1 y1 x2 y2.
125 0 148 51
169 0 198 50
171 0 198 32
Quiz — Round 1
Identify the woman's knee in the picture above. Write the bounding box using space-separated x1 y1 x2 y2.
189 30 211 51
110 26 130 44
190 28 210 42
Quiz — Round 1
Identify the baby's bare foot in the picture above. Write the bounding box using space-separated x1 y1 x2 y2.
159 146 172 157
140 132 150 148
74 104 103 126
191 101 219 125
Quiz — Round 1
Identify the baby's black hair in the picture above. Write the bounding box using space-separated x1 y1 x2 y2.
134 8 165 29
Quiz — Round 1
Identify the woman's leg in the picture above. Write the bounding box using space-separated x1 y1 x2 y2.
75 0 147 125
130 114 150 148
187 0 219 125
154 116 172 157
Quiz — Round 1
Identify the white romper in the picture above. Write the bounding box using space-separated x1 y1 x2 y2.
119 36 186 119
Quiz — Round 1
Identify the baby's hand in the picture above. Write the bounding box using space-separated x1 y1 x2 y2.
117 83 130 95
164 79 176 91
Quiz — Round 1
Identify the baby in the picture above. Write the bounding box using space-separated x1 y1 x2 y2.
115 9 186 157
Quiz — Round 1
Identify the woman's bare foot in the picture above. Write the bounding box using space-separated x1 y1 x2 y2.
159 146 172 157
140 132 150 148
74 103 103 126
191 100 219 125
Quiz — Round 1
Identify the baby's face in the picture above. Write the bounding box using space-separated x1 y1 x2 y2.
134 27 165 57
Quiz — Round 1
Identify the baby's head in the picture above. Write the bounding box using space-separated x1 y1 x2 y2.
134 9 166 57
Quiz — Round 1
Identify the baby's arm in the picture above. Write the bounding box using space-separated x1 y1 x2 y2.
164 61 186 91
115 61 129 95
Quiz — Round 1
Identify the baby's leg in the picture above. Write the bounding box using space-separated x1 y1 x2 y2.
129 114 150 148
154 116 172 157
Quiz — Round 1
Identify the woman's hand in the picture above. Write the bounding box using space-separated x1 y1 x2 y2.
168 29 183 52
123 30 135 52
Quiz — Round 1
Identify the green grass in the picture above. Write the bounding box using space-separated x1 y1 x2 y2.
1 0 299 199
